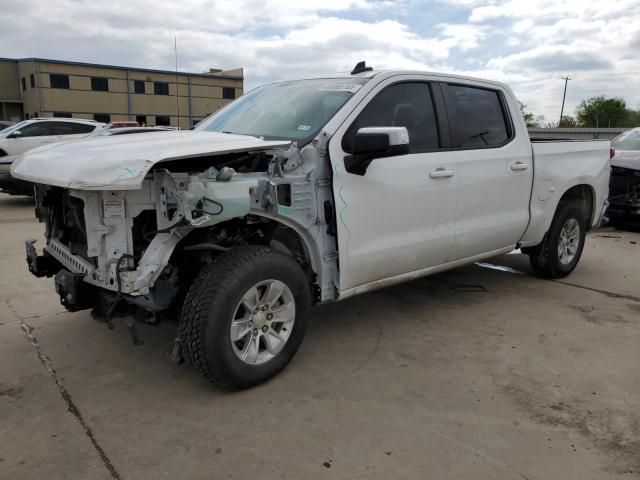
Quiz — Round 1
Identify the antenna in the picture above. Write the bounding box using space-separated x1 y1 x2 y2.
175 36 180 130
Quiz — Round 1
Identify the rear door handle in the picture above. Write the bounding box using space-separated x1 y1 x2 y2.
429 168 455 179
510 162 529 171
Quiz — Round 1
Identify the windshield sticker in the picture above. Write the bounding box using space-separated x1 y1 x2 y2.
319 83 362 93
297 124 312 131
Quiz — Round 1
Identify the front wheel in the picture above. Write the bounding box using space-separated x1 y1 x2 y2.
179 245 311 390
528 201 587 278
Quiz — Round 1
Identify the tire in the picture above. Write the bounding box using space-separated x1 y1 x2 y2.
528 201 587 278
179 245 311 390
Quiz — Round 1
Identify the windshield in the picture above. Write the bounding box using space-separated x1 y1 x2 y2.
0 120 31 137
612 129 640 151
196 78 368 144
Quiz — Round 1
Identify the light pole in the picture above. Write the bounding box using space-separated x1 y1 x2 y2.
559 75 571 127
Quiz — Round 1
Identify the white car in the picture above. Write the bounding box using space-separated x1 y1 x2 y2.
13 64 610 389
0 118 104 157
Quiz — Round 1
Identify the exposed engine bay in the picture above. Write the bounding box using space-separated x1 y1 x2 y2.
26 143 339 327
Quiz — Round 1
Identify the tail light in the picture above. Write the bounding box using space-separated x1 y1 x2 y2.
610 147 615 159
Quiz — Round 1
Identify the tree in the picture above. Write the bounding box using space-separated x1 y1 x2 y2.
518 100 541 128
626 108 640 127
575 96 628 128
544 116 576 128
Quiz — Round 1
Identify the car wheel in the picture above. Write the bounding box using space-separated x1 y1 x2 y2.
179 245 311 390
528 201 587 278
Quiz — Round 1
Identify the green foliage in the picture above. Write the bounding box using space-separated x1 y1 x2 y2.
575 96 629 128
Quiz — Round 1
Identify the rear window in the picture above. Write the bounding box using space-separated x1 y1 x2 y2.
612 130 640 151
444 84 511 148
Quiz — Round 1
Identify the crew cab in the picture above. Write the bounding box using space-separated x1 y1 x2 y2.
12 64 610 389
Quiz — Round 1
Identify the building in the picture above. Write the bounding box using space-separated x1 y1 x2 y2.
0 57 244 128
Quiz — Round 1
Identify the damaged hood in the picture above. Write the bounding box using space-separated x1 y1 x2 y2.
611 150 640 170
11 130 291 190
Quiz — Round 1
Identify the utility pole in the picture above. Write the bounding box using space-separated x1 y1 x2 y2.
559 75 571 127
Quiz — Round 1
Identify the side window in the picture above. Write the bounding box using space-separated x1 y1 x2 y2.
70 123 96 134
343 82 439 153
49 122 94 135
49 122 75 135
443 84 511 148
16 122 51 137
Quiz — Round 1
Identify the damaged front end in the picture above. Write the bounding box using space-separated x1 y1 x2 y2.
25 140 337 337
609 165 640 221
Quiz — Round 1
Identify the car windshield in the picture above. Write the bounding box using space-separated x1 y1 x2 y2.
612 129 640 151
0 120 31 137
196 78 368 144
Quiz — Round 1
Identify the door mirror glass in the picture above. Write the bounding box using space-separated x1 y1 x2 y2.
345 126 409 175
8 130 22 139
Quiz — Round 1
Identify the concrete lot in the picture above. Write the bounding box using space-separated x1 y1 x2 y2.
0 193 638 480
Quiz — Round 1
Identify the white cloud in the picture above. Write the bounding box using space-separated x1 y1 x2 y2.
0 0 639 119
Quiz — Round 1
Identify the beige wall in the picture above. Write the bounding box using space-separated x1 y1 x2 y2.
0 61 20 102
1 59 243 124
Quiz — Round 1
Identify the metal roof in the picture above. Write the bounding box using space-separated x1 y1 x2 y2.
0 57 243 80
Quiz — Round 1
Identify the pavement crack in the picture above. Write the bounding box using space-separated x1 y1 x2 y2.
19 320 122 480
550 280 640 303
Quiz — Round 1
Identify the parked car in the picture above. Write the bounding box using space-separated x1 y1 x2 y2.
13 64 610 389
0 155 33 195
0 118 106 195
0 118 104 158
608 127 640 224
0 121 15 131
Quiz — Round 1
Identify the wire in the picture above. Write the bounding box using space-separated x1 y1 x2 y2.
194 197 224 216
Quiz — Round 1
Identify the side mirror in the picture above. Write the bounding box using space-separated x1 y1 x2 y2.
8 130 22 139
345 127 409 175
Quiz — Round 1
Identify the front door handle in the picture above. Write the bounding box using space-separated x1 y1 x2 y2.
429 168 455 179
510 162 529 171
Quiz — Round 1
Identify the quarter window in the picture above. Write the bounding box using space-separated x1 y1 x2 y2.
443 84 510 148
50 74 70 89
343 82 440 153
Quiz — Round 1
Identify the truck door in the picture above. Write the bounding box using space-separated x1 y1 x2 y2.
328 79 458 293
440 83 533 260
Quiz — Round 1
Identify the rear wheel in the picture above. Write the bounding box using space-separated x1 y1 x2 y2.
179 245 311 390
528 202 587 278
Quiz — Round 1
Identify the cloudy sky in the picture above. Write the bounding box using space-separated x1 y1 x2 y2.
2 0 639 122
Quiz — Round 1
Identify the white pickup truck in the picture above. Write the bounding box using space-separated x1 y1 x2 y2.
12 64 610 389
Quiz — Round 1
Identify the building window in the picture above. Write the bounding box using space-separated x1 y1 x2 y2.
94 113 111 123
154 82 169 95
222 87 236 100
91 77 109 92
155 115 170 126
25 113 30 120
136 115 147 125
50 74 70 89
30 74 35 88
21 77 26 91
53 112 73 118
134 80 145 94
